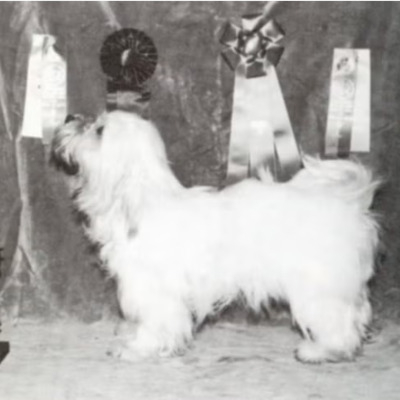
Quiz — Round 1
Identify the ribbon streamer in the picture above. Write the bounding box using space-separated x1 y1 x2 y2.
98 1 122 30
325 49 370 157
20 34 67 144
220 14 301 183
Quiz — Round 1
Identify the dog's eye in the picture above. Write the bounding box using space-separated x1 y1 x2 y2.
96 127 104 137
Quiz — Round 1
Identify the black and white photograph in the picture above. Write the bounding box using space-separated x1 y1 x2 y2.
0 1 399 399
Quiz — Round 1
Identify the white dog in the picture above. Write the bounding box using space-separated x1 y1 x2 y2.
51 110 380 363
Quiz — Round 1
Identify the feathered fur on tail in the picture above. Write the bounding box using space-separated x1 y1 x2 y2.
291 156 381 210
258 156 381 210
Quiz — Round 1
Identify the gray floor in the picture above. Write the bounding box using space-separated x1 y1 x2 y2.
0 320 399 400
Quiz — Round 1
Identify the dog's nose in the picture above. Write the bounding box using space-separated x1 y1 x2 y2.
65 114 76 124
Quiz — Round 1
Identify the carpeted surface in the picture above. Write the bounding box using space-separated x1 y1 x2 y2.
0 320 400 400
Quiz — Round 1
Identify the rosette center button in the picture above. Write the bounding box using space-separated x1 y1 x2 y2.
121 49 131 67
242 33 262 57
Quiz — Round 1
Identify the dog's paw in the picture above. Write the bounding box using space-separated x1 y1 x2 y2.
295 341 326 364
107 343 148 362
107 340 183 362
295 341 356 364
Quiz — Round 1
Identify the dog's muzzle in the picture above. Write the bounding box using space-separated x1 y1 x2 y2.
50 115 83 175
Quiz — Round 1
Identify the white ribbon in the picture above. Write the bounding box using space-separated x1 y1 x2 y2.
21 34 67 144
325 48 371 156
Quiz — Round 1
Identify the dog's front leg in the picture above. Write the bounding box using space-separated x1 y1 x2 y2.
112 285 194 361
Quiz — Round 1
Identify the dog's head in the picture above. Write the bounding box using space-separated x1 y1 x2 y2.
51 111 168 179
51 111 177 243
50 113 105 175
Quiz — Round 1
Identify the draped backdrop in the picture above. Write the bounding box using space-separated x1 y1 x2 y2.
0 2 399 321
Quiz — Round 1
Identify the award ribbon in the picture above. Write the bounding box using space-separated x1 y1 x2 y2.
220 14 301 183
325 49 371 157
100 28 157 115
21 34 67 144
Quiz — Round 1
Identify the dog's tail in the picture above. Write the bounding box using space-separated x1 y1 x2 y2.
290 156 381 210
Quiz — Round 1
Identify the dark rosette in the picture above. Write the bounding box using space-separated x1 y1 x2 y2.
100 28 158 88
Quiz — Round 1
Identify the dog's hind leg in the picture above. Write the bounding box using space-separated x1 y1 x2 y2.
292 296 365 363
354 288 373 341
